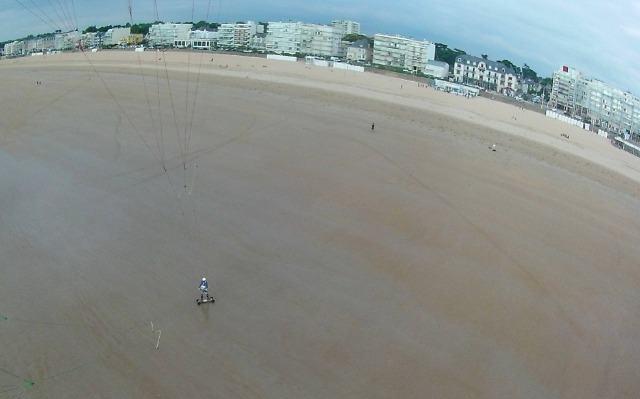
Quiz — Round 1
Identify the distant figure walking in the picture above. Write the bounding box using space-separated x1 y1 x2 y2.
371 123 375 131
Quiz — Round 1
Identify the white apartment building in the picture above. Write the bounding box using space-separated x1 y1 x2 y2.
148 23 193 47
578 79 640 137
549 65 583 113
453 54 518 94
265 22 299 54
4 31 78 55
27 36 56 52
266 21 348 58
81 32 100 49
249 32 267 52
217 21 259 49
372 34 436 73
54 31 80 51
104 27 131 46
549 66 640 141
190 29 218 50
550 65 640 138
332 20 360 35
4 41 26 56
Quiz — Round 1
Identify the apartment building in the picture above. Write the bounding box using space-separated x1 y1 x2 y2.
332 20 360 35
103 27 131 46
4 30 80 55
80 32 100 49
578 78 640 137
190 29 218 50
148 23 192 47
550 65 640 138
217 21 260 49
453 54 518 94
54 31 80 51
549 65 583 113
266 21 346 58
372 34 435 72
27 36 56 52
582 80 640 136
4 41 26 56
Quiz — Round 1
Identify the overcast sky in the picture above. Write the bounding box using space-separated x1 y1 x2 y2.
4 0 640 95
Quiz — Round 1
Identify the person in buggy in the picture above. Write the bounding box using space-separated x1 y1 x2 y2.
199 277 210 301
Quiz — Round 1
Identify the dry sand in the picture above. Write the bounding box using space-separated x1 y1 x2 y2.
2 51 640 398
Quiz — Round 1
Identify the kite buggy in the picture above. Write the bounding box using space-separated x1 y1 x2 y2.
197 277 215 305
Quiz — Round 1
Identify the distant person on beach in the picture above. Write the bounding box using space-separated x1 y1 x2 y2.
371 123 375 131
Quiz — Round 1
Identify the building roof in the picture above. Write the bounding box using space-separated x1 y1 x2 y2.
455 54 516 75
349 39 370 49
426 60 448 68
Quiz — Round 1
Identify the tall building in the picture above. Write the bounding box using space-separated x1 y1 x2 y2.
266 22 347 58
217 21 259 49
148 23 192 47
551 65 640 138
332 20 360 35
372 34 435 73
103 27 131 46
577 78 640 138
549 65 583 113
453 54 519 94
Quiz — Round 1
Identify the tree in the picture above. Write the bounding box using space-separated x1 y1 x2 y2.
343 33 361 42
84 26 98 33
499 59 522 75
131 23 152 35
499 59 515 69
192 20 218 30
435 43 465 70
522 63 538 81
481 54 488 59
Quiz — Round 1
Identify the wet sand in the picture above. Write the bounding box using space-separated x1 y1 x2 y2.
2 51 640 398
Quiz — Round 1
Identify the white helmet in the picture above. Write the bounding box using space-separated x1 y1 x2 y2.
202 277 206 281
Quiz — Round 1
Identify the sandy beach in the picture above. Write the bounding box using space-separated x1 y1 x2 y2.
2 51 640 398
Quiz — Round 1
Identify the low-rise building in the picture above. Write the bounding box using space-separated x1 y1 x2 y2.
346 39 372 63
190 29 218 50
424 60 449 79
453 54 519 95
